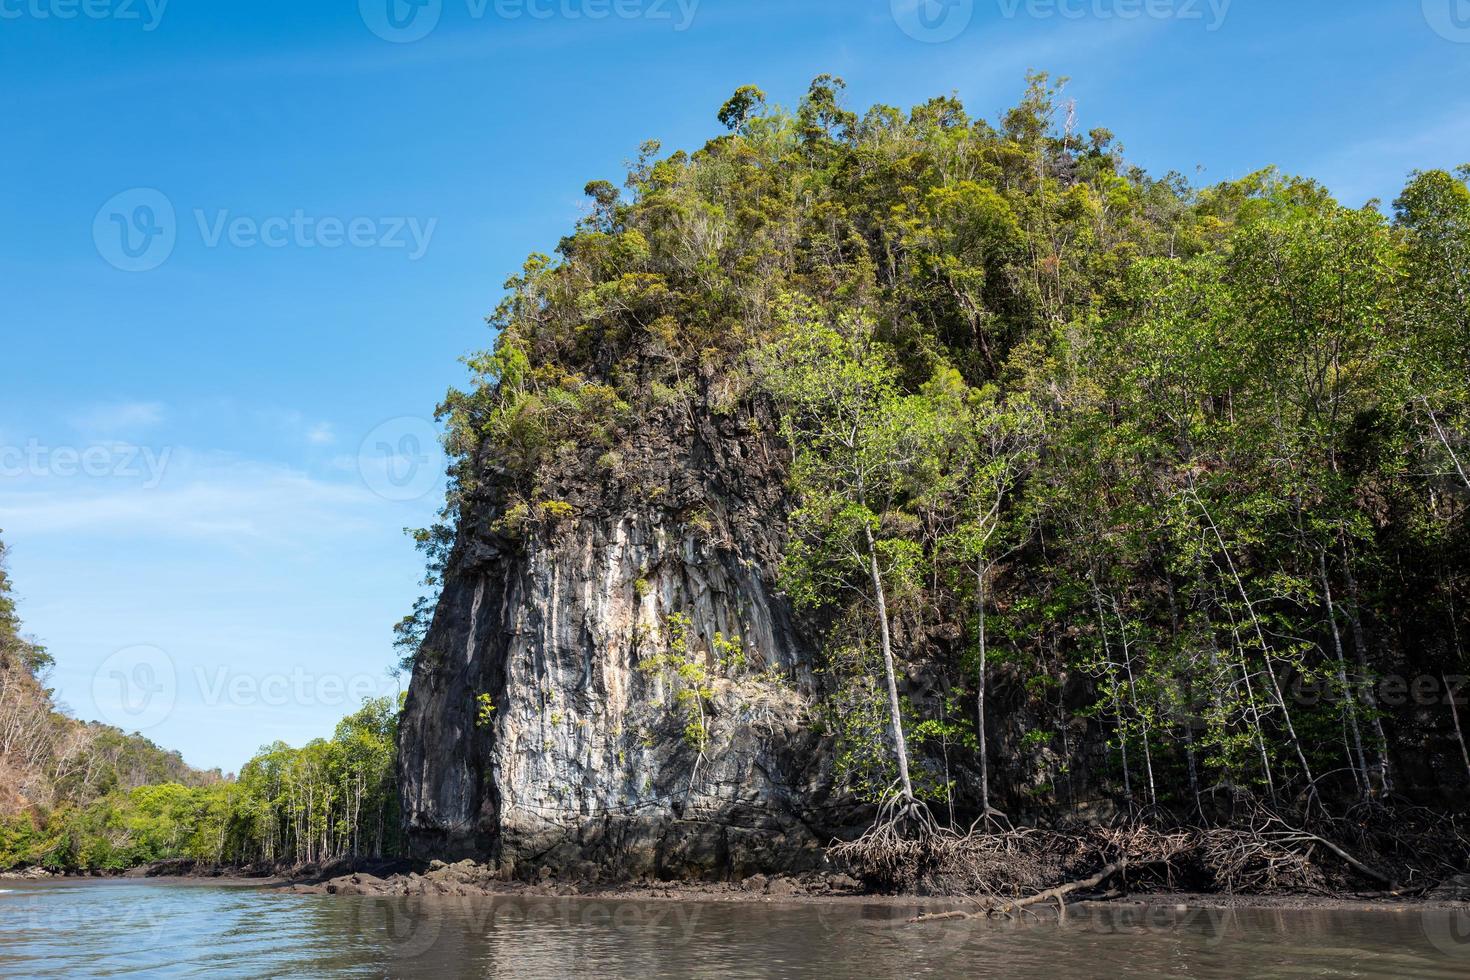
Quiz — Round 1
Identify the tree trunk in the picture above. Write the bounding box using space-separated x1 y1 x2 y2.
976 556 990 815
1093 589 1133 806
864 521 914 802
1339 539 1393 793
1320 548 1369 795
1424 399 1470 491
1197 491 1316 800
1448 590 1470 786
1165 574 1205 816
1445 673 1470 788
1113 597 1157 808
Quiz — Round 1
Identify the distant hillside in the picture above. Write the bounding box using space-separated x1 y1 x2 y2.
1 532 399 873
0 534 217 819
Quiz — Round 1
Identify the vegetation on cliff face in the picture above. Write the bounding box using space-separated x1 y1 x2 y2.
417 73 1470 827
0 534 401 872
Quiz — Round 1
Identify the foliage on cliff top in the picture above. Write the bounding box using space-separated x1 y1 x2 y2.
439 73 1214 497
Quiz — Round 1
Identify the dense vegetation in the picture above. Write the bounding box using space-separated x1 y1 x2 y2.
0 535 401 871
422 73 1470 823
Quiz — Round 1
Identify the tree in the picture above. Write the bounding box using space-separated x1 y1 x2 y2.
762 299 944 805
717 84 767 133
925 371 1042 815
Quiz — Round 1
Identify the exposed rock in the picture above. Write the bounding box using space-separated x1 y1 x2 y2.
0 866 55 880
765 875 799 897
325 873 388 896
397 396 869 879
292 859 868 900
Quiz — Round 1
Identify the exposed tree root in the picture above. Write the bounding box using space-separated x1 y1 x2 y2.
828 801 1469 917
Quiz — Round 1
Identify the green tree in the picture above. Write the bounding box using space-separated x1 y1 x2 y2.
762 299 950 804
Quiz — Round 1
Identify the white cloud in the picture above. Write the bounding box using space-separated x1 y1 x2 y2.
253 408 341 448
68 401 166 435
0 449 386 546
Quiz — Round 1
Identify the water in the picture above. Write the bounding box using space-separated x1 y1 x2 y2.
0 880 1467 978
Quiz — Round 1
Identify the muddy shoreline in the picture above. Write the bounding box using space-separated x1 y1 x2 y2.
8 863 1458 916
9 859 1462 914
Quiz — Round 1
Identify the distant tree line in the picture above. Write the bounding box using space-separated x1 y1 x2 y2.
0 534 401 871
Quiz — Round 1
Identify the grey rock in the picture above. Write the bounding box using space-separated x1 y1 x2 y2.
765 875 799 897
396 397 866 879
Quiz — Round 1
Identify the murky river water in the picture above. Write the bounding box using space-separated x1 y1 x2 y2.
0 879 1467 978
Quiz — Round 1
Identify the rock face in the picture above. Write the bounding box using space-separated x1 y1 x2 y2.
397 395 864 879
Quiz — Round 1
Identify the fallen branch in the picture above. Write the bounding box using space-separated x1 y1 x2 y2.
1276 827 1397 889
909 858 1156 922
998 859 1137 912
909 910 969 923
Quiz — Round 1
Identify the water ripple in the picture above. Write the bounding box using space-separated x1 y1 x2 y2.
1 881 1467 978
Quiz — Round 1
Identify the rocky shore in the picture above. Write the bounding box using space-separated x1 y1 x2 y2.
284 858 865 901
273 857 1470 913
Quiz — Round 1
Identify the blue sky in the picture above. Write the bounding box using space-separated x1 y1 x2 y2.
1 0 1466 772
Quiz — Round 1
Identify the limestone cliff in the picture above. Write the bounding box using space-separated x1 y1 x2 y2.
396 391 865 879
